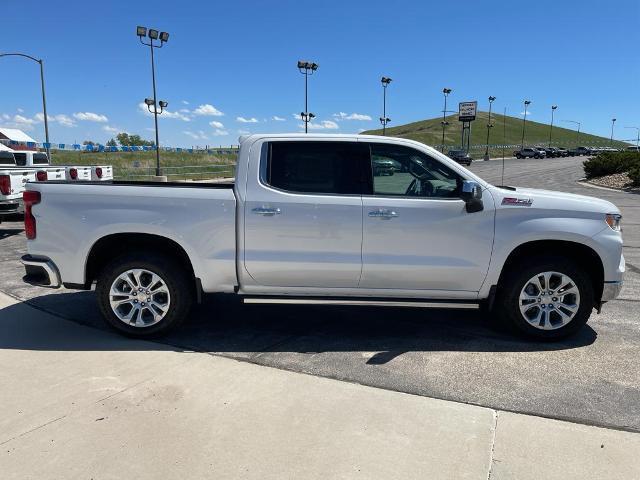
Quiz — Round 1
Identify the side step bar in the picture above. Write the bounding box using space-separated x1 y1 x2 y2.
242 298 479 309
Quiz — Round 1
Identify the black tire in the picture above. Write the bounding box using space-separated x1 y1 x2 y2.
96 252 194 337
496 255 594 340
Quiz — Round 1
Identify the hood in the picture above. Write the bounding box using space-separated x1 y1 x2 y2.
489 186 620 215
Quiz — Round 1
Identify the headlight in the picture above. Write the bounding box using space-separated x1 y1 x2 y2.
605 213 622 232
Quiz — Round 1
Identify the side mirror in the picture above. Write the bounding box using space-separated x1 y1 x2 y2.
460 180 484 213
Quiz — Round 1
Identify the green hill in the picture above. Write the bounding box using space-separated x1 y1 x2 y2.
362 112 628 156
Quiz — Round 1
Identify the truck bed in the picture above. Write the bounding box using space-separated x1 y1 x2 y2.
39 179 235 188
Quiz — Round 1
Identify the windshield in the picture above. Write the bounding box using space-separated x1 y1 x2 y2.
13 152 26 166
33 153 49 165
0 151 16 165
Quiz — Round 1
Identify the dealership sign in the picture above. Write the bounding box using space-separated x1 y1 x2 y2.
458 101 477 122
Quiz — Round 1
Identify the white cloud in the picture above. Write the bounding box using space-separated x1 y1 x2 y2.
209 120 224 129
53 114 76 127
73 111 108 122
333 112 372 121
138 102 190 121
304 120 339 130
17 108 24 113
212 129 229 136
12 114 37 126
193 104 224 116
520 111 532 116
237 129 251 134
237 116 258 123
179 108 190 113
182 100 189 105
2 114 10 120
103 125 119 133
183 130 209 140
272 116 286 121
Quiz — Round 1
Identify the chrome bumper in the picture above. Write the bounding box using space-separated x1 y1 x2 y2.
21 255 61 288
601 281 623 302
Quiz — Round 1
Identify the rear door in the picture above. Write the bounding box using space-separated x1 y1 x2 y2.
243 140 368 288
359 142 495 292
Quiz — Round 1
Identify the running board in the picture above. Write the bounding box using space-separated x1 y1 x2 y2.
242 298 479 309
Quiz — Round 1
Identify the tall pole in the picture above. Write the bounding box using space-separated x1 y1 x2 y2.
149 40 161 176
610 118 616 146
484 96 495 161
625 127 640 147
521 100 531 149
304 71 308 134
501 107 506 185
0 53 50 157
298 61 318 133
382 84 386 135
548 105 557 148
441 88 451 152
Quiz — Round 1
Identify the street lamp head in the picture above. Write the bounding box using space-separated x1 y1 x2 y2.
297 60 318 71
159 100 168 108
148 29 159 40
524 100 531 105
488 96 496 102
144 98 155 106
443 88 452 95
381 76 392 85
159 31 169 43
552 105 558 110
297 60 306 69
308 113 315 118
612 118 616 122
309 62 318 71
136 26 147 37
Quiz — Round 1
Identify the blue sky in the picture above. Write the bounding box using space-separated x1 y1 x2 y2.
0 0 638 146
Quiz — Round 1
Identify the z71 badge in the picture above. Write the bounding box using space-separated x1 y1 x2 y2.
502 197 533 206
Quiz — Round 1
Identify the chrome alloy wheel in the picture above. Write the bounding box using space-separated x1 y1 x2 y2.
109 269 171 327
519 271 581 330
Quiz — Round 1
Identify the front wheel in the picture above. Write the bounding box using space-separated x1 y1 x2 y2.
497 256 594 340
96 252 194 337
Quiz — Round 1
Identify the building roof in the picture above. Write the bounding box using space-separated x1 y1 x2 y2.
0 128 37 143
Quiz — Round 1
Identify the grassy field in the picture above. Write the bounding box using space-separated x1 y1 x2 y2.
362 112 630 158
49 150 237 180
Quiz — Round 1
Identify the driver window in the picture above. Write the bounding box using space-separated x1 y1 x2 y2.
369 143 462 198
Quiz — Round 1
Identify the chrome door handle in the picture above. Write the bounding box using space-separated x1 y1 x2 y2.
252 206 281 216
368 209 398 219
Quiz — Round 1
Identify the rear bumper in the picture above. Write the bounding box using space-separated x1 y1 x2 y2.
0 199 23 216
21 255 61 288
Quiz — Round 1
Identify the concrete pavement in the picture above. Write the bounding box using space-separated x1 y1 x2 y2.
1 292 638 479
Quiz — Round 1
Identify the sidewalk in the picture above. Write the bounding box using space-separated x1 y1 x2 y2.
0 292 637 479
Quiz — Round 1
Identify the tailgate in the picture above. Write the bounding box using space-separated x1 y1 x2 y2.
91 165 113 181
66 166 92 181
0 170 36 200
44 167 66 181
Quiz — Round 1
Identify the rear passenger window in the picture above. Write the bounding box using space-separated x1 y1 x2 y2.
265 141 366 194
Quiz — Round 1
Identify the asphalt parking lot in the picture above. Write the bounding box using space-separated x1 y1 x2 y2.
0 155 638 432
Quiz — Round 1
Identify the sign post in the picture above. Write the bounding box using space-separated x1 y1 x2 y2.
458 101 477 154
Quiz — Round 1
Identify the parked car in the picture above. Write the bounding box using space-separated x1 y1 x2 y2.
447 149 472 166
372 158 397 176
22 134 624 341
514 148 544 159
568 146 592 156
555 148 569 157
625 146 640 152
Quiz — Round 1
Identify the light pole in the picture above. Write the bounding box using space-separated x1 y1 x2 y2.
521 100 531 149
562 120 582 146
298 60 318 133
0 53 50 158
137 26 169 177
441 88 452 152
625 126 640 148
483 96 496 161
380 76 392 135
548 105 558 147
610 118 616 146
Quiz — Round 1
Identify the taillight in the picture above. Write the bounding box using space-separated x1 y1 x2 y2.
23 190 41 240
0 175 10 195
36 170 48 181
95 167 103 178
69 168 78 180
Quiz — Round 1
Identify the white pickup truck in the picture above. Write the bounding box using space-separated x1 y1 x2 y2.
21 134 625 340
13 151 113 182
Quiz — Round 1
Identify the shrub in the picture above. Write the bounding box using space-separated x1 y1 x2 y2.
628 166 640 186
583 151 640 179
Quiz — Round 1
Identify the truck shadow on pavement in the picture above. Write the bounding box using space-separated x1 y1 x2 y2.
0 291 597 361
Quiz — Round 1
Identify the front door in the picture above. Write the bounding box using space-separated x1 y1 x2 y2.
360 142 495 292
243 140 369 288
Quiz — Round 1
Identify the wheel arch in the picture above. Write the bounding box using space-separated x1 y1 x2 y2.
84 233 199 297
497 240 604 302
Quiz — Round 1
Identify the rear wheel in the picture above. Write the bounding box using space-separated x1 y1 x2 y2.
497 256 594 340
96 252 193 337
